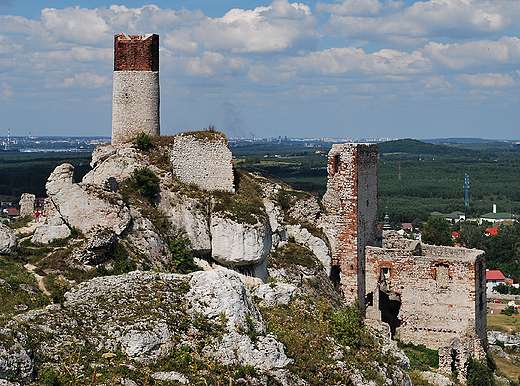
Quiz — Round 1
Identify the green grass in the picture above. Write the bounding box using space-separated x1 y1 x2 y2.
268 242 318 269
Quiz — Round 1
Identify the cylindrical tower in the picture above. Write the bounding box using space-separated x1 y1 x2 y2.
111 33 160 145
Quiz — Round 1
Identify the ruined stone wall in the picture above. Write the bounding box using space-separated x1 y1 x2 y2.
322 143 378 307
111 34 160 145
365 244 486 351
170 132 234 193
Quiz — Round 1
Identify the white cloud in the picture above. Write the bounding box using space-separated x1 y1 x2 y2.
284 47 430 76
423 36 520 69
50 72 111 89
457 73 516 87
316 0 384 16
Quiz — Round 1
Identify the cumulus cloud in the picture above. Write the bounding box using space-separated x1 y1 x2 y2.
323 0 511 44
50 72 111 89
284 47 430 76
456 73 516 87
316 0 384 16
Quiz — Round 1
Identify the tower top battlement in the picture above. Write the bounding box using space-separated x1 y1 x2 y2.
114 33 159 72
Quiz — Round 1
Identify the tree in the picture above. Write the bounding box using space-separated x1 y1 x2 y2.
421 216 453 246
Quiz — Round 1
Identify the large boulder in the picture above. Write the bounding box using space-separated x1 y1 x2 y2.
46 163 131 236
286 225 331 275
0 224 18 255
19 193 35 218
0 341 34 382
31 217 71 244
210 215 271 266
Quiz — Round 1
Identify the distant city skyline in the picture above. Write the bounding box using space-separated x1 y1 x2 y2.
1 0 520 140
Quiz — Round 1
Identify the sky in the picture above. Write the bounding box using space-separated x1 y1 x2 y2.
1 0 520 140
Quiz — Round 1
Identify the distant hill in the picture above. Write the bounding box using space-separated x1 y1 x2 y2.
378 138 479 160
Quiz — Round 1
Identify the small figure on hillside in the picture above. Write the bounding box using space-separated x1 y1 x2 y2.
35 211 41 222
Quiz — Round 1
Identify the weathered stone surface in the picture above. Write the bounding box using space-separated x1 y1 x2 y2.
0 224 18 255
90 144 117 169
290 195 320 223
19 193 35 218
187 270 264 333
171 132 234 193
210 215 271 266
488 330 520 346
0 279 12 291
18 284 39 295
203 332 293 370
46 163 131 236
157 191 211 255
151 371 189 384
0 342 33 382
31 217 71 244
420 371 454 386
252 283 297 308
286 225 331 276
120 322 172 360
71 227 118 265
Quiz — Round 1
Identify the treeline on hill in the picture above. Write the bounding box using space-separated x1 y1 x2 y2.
0 152 92 202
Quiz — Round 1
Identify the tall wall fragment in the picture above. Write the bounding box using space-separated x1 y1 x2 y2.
111 33 160 145
322 143 379 308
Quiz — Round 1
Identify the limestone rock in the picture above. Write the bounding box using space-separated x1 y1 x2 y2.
488 330 520 346
210 215 271 266
286 225 331 275
90 144 117 169
19 193 35 218
46 163 131 236
152 371 189 384
252 283 297 307
290 196 320 223
187 270 264 333
18 284 39 296
0 279 12 292
0 342 34 382
157 190 211 255
420 371 454 386
203 332 293 370
0 224 18 255
71 227 118 265
31 217 71 244
120 322 172 360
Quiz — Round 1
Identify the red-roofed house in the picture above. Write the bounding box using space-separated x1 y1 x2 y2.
4 207 19 219
486 228 498 236
487 269 506 294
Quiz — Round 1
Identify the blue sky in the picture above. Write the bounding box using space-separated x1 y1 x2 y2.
1 0 520 140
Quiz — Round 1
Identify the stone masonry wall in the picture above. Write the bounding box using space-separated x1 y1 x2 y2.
322 143 378 308
111 34 160 145
365 243 486 351
170 132 234 193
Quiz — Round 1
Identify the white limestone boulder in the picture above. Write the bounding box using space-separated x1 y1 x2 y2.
252 283 297 307
19 193 35 218
187 270 264 334
286 224 331 275
210 215 271 266
46 163 131 236
31 217 71 244
157 191 211 255
0 224 18 255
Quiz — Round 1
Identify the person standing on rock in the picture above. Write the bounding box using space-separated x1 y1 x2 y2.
35 211 40 222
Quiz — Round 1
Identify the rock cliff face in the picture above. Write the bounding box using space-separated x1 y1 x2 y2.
1 134 412 386
0 224 18 255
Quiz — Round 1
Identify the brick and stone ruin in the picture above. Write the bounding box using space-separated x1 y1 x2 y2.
93 32 490 383
111 33 160 145
322 143 487 383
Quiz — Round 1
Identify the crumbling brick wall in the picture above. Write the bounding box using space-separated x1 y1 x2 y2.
322 143 379 308
170 132 234 193
111 33 160 145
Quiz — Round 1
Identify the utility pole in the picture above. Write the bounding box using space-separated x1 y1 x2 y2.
464 174 469 207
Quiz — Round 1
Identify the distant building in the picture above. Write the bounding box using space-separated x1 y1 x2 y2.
4 207 19 219
431 211 466 223
480 204 517 224
486 270 506 295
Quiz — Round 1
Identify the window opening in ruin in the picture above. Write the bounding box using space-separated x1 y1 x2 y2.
330 265 341 288
366 292 373 307
435 264 450 290
450 349 459 378
333 154 341 173
379 290 401 336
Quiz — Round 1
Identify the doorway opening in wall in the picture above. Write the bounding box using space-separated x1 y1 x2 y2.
331 265 341 288
379 289 401 336
333 154 340 173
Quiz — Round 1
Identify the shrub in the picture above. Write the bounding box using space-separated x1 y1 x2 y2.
168 232 201 274
467 356 494 386
330 302 365 348
130 167 160 205
135 132 152 150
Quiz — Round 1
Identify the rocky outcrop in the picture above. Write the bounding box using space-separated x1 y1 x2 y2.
290 195 321 223
0 342 33 383
31 217 71 244
18 193 35 218
210 215 272 266
286 224 331 275
252 282 298 307
46 163 131 236
71 227 118 265
0 224 18 255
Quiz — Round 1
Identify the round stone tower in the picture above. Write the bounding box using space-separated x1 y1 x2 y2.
111 33 160 145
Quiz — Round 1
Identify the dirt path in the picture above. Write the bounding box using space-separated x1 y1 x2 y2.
24 263 51 296
15 217 46 238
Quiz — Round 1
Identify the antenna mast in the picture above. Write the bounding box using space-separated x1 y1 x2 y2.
464 174 469 207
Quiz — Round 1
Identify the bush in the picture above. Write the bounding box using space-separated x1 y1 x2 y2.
130 167 160 205
330 302 365 348
467 356 494 386
135 132 152 150
168 232 201 274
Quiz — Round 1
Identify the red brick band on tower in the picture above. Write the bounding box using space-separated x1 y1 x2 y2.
114 33 159 72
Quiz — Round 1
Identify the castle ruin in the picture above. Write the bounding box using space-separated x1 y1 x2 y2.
112 33 160 145
323 144 487 383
